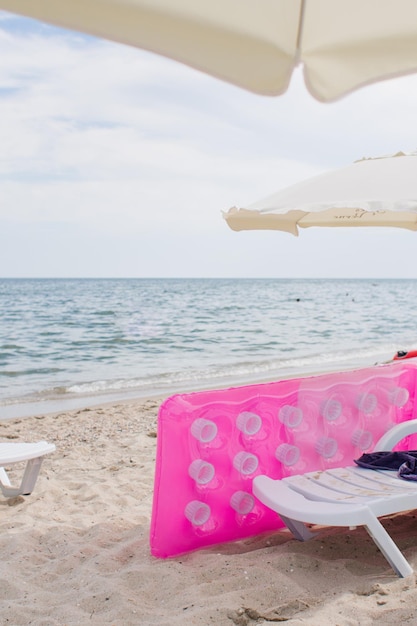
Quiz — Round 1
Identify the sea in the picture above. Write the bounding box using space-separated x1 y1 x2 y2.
1 277 417 420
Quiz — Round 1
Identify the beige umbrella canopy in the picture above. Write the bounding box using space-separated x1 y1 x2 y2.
223 152 417 236
3 0 417 102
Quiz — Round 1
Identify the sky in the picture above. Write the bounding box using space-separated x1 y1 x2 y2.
1 11 417 278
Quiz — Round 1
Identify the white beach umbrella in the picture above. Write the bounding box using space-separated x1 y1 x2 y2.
3 0 417 102
223 152 417 236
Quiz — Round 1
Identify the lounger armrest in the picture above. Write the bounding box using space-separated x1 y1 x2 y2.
374 419 417 451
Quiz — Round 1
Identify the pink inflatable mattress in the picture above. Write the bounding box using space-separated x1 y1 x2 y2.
150 361 417 558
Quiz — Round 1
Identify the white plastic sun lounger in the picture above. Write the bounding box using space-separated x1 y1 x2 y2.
253 419 417 578
0 441 56 498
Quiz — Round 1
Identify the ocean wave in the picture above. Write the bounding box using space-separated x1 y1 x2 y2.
2 277 417 417
26 342 406 402
0 367 64 378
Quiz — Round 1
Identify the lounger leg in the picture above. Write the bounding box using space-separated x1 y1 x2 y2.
0 467 11 488
280 514 318 541
0 458 44 498
365 514 413 578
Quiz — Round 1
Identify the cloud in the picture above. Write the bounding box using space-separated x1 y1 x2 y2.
1 12 417 277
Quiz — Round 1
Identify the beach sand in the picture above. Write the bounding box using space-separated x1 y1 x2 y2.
1 398 417 625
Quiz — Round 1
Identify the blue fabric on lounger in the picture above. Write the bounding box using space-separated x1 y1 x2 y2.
356 450 417 481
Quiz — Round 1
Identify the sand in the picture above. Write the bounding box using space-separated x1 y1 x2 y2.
1 397 417 626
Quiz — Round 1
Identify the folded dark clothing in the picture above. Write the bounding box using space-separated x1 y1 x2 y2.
355 450 417 482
